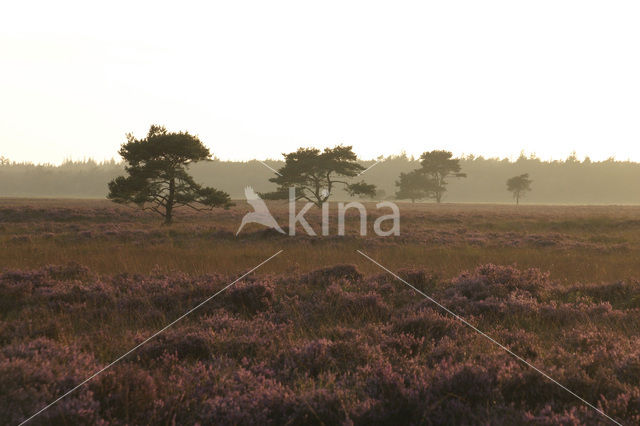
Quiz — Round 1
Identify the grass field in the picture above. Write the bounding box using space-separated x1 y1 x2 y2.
1 199 639 424
2 199 640 282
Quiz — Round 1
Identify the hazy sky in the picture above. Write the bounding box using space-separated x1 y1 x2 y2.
1 1 639 164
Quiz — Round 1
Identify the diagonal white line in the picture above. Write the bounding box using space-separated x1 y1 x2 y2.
357 160 380 176
18 250 284 426
258 160 282 176
356 250 622 426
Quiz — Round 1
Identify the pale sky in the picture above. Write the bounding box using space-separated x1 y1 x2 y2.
1 1 639 164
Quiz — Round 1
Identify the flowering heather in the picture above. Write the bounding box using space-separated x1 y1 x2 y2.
302 264 363 285
0 261 638 425
226 280 275 314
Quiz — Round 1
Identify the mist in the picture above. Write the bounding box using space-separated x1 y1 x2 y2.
1 153 639 204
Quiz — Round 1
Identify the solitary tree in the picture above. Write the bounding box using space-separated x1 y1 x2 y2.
108 125 232 224
263 146 376 206
506 173 532 205
419 150 467 203
395 169 438 202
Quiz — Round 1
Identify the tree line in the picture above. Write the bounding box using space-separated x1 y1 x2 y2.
2 125 640 213
394 150 531 204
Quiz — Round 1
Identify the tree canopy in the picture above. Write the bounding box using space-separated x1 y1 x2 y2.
506 173 533 205
263 146 376 206
107 125 232 224
418 150 467 203
395 169 438 202
394 150 466 203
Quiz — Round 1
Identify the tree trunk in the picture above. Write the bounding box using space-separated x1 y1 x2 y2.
165 177 175 225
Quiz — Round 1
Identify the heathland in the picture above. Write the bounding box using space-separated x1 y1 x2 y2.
1 199 639 424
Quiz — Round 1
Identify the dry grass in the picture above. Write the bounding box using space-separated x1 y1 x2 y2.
1 199 640 283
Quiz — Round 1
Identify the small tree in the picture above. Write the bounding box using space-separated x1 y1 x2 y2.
263 146 376 206
419 150 466 203
108 125 232 224
506 173 532 205
395 169 437 202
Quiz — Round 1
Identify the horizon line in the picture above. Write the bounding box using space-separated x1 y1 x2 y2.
1 151 636 167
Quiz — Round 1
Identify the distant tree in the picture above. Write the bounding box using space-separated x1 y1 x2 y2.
395 169 437 202
506 173 532 205
418 150 467 202
263 146 376 206
107 125 232 224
